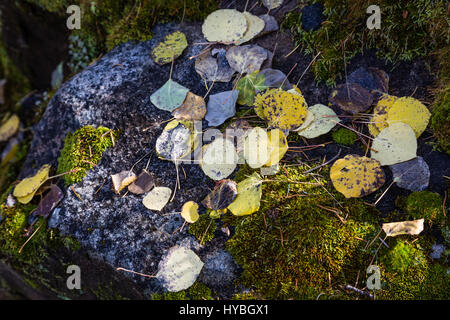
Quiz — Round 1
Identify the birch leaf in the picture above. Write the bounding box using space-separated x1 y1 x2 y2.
202 9 247 43
142 186 172 211
201 137 238 180
382 219 424 237
0 114 20 142
228 172 263 216
13 164 51 203
236 71 268 106
151 31 188 65
298 104 339 138
150 79 189 112
226 45 267 74
181 201 199 223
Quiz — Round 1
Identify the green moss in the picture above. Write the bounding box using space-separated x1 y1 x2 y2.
152 290 188 300
431 85 450 155
406 191 444 225
332 128 357 146
188 282 213 300
381 240 427 274
283 0 449 86
188 213 216 245
57 125 119 185
225 164 380 299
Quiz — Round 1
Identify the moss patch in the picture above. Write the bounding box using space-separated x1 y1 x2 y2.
57 125 118 185
431 85 450 155
406 191 444 225
188 213 216 245
332 128 357 146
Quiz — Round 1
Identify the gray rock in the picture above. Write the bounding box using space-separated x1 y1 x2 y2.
390 156 430 191
198 249 238 291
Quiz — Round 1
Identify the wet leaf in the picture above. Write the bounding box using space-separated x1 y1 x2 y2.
236 71 268 106
181 201 199 223
236 12 265 45
371 122 417 166
254 88 308 130
111 170 137 194
330 154 385 198
34 184 64 218
262 0 284 10
228 172 263 216
243 127 269 168
259 69 292 90
226 45 268 74
368 94 397 137
156 120 194 162
202 179 238 210
297 104 339 138
151 31 188 65
382 219 424 237
172 92 206 121
389 156 429 191
265 129 288 167
128 169 155 194
0 114 20 142
202 9 247 43
194 49 235 82
13 164 51 204
329 83 374 114
150 79 189 112
205 90 238 127
201 137 238 180
142 186 172 211
386 96 431 138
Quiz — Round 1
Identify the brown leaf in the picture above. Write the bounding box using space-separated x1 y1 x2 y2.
172 92 206 121
329 83 374 114
34 185 64 218
128 170 155 195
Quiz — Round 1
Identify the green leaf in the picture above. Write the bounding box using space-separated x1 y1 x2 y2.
150 79 189 112
236 71 268 106
151 31 188 66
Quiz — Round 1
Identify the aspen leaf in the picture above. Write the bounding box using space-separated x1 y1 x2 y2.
236 71 268 106
368 94 397 137
292 110 315 132
262 0 284 10
205 90 238 127
142 186 172 211
0 114 20 142
329 83 373 114
254 88 308 130
258 14 279 35
156 120 194 162
298 104 339 138
34 184 64 218
226 45 268 75
228 173 263 216
202 179 238 210
236 12 265 45
111 170 137 194
201 137 238 180
259 69 292 90
151 31 188 65
181 201 199 223
382 219 424 237
386 96 431 138
265 129 288 167
389 156 430 192
150 79 189 112
202 9 247 43
371 122 417 166
194 49 235 82
330 154 385 198
13 164 51 204
128 170 155 194
172 92 206 121
243 127 270 168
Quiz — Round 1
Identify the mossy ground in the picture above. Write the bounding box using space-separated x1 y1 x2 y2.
406 191 445 225
188 213 217 245
332 128 357 146
152 281 214 300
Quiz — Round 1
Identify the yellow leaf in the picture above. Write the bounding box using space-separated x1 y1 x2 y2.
371 122 417 166
142 187 172 211
228 172 262 216
368 94 397 137
236 12 265 45
13 164 51 203
0 114 20 142
181 201 199 223
265 129 288 167
382 219 424 237
151 31 188 65
292 110 314 132
111 170 137 194
243 127 269 168
202 9 248 43
330 154 385 198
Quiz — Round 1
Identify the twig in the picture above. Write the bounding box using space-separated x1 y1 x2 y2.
19 220 44 254
280 63 298 89
116 267 156 279
304 149 341 174
296 51 321 86
343 285 374 299
200 219 213 245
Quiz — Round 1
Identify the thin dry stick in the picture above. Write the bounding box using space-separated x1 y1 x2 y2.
443 191 447 217
284 43 301 58
304 149 341 174
280 63 298 89
244 0 250 12
296 51 321 86
373 180 396 207
116 267 156 279
200 219 213 245
19 220 44 254
179 0 186 29
46 168 81 181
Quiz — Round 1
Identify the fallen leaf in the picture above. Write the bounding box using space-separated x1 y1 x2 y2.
254 88 308 130
225 120 252 163
0 114 20 142
226 45 268 74
347 67 389 93
151 31 188 65
236 12 265 45
201 137 238 180
371 122 417 166
156 120 194 162
202 9 247 43
297 104 340 138
228 172 263 216
205 90 238 127
172 92 206 121
128 169 155 194
194 49 235 82
243 127 270 168
329 83 374 114
13 164 51 204
258 14 279 36
265 129 288 167
142 186 172 211
111 170 137 194
259 69 292 90
382 219 424 237
330 154 385 198
236 71 268 106
181 201 199 223
262 0 284 10
34 184 64 218
202 179 238 210
368 94 397 137
150 79 189 112
389 156 430 191
292 110 315 132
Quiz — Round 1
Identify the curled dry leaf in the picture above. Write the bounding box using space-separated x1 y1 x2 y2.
172 92 206 121
371 122 417 166
111 170 137 194
194 49 235 83
382 219 424 237
201 137 238 181
0 114 20 142
142 186 172 211
228 172 263 216
236 71 268 106
156 120 195 162
151 31 188 66
205 90 238 127
128 169 155 194
236 12 265 45
254 88 308 130
297 104 339 138
202 9 247 43
243 127 270 168
181 201 199 223
150 79 189 112
389 156 430 192
330 154 385 198
202 179 238 210
226 45 268 75
13 164 51 204
329 83 374 114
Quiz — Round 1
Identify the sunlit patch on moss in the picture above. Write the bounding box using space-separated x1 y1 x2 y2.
406 191 444 225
